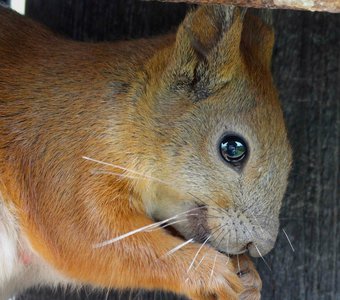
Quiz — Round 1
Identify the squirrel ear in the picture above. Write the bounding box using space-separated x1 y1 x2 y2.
241 9 275 70
169 5 245 100
181 6 242 58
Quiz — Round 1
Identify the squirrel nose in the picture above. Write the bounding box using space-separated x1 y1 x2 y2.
247 239 275 257
245 242 253 251
248 243 262 257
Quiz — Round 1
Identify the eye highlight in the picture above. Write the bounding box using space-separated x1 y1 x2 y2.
219 135 247 165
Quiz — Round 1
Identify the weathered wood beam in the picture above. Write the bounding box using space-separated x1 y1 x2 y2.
156 0 340 13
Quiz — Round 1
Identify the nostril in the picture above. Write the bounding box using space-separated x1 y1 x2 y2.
246 242 253 250
238 242 253 253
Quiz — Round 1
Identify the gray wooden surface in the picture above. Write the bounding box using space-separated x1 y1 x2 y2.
16 0 339 299
263 9 339 300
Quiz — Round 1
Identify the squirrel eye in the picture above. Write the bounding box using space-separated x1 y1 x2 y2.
220 136 247 164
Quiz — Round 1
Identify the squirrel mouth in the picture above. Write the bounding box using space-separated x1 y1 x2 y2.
158 205 253 257
154 204 252 257
163 222 248 257
162 222 186 240
155 205 210 243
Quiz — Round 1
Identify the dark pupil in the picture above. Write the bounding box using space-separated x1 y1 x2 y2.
220 138 246 161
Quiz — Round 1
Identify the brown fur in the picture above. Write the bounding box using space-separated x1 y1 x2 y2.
0 5 291 300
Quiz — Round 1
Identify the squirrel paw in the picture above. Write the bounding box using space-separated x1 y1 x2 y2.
184 250 247 300
235 254 262 300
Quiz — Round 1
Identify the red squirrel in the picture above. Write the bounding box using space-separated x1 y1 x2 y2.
0 4 292 300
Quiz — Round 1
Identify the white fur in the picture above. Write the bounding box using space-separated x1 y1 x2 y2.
0 198 72 300
0 201 18 286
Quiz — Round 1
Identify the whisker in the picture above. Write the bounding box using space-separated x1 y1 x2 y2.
204 214 224 220
209 206 227 216
187 191 229 217
84 157 220 221
94 207 205 248
203 194 227 213
164 238 194 257
242 226 272 272
215 226 228 244
249 211 265 234
187 234 211 273
209 219 230 233
189 226 228 277
192 226 227 273
225 235 230 265
282 228 295 252
83 156 169 185
209 253 218 285
187 191 212 208
94 221 166 248
254 244 272 272
215 229 229 252
147 218 195 232
91 170 141 180
237 254 241 274
194 253 207 271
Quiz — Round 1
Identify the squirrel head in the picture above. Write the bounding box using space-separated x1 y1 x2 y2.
132 6 292 257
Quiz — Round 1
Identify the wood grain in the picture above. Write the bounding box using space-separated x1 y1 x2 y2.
16 0 340 299
156 0 340 13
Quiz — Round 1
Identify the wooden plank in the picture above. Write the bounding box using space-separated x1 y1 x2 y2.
258 9 340 300
156 0 340 13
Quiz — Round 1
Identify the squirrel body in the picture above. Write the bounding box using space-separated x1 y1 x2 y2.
0 5 292 300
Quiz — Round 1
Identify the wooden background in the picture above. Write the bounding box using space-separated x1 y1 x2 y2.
2 0 339 299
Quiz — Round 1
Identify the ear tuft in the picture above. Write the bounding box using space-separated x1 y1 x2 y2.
182 5 241 59
167 5 245 101
241 9 275 70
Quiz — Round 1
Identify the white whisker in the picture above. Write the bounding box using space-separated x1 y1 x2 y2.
159 219 189 228
187 235 211 273
94 221 164 248
83 157 212 218
282 228 295 252
185 248 210 282
93 207 204 248
164 238 194 256
254 244 271 271
83 156 169 185
209 253 218 285
243 226 272 272
225 235 230 266
249 211 265 234
91 170 141 180
194 253 207 270
146 219 189 232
